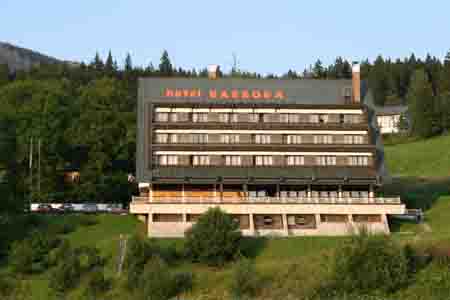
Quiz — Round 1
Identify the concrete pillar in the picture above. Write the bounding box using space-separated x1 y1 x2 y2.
369 185 374 198
220 183 224 201
147 213 153 237
282 214 289 236
249 213 255 236
338 185 343 199
149 183 153 202
182 183 185 203
276 183 280 200
307 185 311 198
315 214 321 231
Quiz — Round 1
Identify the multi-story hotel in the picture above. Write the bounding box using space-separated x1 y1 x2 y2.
130 65 405 237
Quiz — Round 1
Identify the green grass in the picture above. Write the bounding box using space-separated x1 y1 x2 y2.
385 134 450 177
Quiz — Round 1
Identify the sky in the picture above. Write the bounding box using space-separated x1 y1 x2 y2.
2 0 450 75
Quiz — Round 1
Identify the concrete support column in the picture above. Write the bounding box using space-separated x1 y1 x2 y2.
243 184 248 200
182 213 187 223
276 183 280 200
147 213 153 237
381 214 390 233
307 185 311 198
249 213 255 235
213 183 217 198
220 183 224 201
149 183 153 202
315 214 321 230
182 183 185 203
369 185 374 198
338 185 343 199
282 214 289 236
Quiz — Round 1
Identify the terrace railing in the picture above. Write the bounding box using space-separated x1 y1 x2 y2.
131 196 402 205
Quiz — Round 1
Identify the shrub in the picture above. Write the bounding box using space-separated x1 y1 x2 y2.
136 256 176 300
83 268 110 299
172 271 194 296
77 215 98 227
229 258 259 299
46 239 71 267
9 240 35 274
0 275 15 298
47 222 76 235
76 246 104 271
424 242 450 266
49 253 81 293
184 207 241 266
329 231 410 295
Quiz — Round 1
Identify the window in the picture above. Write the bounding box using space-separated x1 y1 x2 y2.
230 113 239 123
320 214 348 223
255 135 271 144
192 155 210 166
155 112 169 122
316 156 336 166
219 113 229 123
221 134 240 144
313 135 333 144
319 114 328 123
255 156 273 166
249 114 259 123
193 113 208 122
169 134 178 143
289 114 300 123
286 156 304 166
155 134 168 143
280 114 289 123
169 113 178 122
344 115 361 124
192 134 208 144
158 155 178 166
343 135 365 144
309 115 319 123
225 156 241 166
287 135 302 144
353 214 381 223
348 156 369 166
263 216 273 225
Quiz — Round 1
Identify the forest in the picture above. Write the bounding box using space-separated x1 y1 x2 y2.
1 49 450 208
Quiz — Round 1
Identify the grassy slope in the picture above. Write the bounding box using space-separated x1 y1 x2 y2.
385 134 450 177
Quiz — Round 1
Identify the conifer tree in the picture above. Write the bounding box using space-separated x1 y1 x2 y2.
0 64 9 86
159 50 173 76
92 52 104 72
105 50 116 76
407 69 437 137
124 53 133 73
313 59 324 78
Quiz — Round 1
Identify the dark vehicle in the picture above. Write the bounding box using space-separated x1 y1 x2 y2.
60 203 75 214
82 203 98 214
36 204 58 214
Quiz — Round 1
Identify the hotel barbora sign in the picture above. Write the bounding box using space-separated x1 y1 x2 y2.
163 88 286 100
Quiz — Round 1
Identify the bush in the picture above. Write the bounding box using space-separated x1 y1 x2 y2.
184 207 241 266
77 215 98 227
229 258 259 299
46 239 71 267
0 275 15 298
328 231 410 295
49 253 81 293
9 240 35 274
136 256 176 300
76 246 104 271
172 271 194 296
47 222 76 235
83 268 110 299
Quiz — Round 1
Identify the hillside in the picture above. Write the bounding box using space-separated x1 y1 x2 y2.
0 42 67 73
384 134 450 178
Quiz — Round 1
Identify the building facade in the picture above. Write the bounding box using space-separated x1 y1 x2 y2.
375 105 408 134
130 65 405 237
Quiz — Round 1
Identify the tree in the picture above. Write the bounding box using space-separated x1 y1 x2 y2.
312 59 325 78
407 69 438 138
369 56 390 106
0 64 9 87
104 50 116 76
159 50 173 76
124 53 133 73
91 52 104 72
184 207 241 266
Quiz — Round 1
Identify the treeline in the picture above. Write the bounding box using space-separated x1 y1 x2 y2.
0 49 449 205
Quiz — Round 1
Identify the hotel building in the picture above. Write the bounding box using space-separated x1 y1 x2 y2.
130 65 405 237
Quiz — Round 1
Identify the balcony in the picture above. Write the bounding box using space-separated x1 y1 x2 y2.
132 196 402 205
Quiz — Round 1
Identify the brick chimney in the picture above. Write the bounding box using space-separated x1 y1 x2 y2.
352 63 361 103
207 65 220 80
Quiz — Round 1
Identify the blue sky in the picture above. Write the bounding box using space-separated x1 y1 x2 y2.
2 0 449 74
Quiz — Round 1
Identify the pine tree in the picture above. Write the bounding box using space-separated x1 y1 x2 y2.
407 69 438 137
312 59 324 78
92 52 104 72
124 53 133 73
0 64 9 86
159 50 173 76
369 56 390 106
105 50 115 76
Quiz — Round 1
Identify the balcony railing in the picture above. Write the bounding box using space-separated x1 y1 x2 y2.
132 196 402 205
